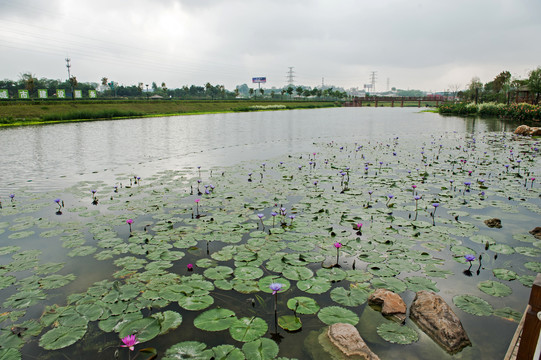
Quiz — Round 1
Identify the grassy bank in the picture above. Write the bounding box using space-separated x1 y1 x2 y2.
0 100 339 126
438 102 541 122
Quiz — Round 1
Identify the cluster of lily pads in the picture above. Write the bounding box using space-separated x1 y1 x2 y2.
0 131 539 359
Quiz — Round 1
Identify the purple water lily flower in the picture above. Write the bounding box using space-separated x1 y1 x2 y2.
269 282 283 295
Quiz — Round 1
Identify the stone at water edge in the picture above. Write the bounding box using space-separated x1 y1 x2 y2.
368 288 407 323
327 323 381 360
514 125 541 136
530 227 541 240
484 218 502 228
410 290 471 354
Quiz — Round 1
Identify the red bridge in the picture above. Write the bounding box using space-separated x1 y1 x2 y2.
345 96 450 107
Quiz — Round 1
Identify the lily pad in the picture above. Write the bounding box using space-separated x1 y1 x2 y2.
118 317 161 342
241 338 279 360
278 315 302 331
317 306 359 325
39 324 88 350
194 308 237 332
229 317 268 342
377 322 418 344
477 280 512 297
287 297 320 315
453 295 493 316
163 341 213 360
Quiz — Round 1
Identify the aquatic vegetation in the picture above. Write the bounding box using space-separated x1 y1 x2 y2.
0 130 539 360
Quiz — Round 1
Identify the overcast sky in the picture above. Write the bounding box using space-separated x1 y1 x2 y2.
1 0 539 92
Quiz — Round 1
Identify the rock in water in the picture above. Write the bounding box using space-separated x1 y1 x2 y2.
368 288 407 322
484 218 502 228
327 323 381 359
529 227 541 240
514 125 541 136
410 291 471 354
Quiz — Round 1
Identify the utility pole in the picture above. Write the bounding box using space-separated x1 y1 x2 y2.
286 67 295 87
370 71 377 94
66 58 74 99
322 77 324 89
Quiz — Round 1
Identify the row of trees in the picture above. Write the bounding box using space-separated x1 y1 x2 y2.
459 67 541 104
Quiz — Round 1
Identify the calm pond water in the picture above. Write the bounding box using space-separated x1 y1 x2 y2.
0 107 519 192
0 107 539 360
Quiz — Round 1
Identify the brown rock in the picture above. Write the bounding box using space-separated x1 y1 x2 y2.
514 125 531 135
368 288 407 322
530 227 541 240
484 218 502 228
327 323 380 360
410 291 471 354
514 125 541 136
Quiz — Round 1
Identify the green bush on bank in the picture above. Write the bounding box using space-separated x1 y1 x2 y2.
439 102 540 121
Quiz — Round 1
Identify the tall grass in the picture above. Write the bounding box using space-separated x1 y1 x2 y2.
42 109 144 121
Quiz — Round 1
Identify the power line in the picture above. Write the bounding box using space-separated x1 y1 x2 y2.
370 71 377 93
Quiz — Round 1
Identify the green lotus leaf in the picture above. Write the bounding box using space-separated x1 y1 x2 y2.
514 246 541 257
67 246 97 257
469 235 496 245
75 303 104 322
282 266 314 281
525 262 541 273
278 315 302 331
39 274 76 289
518 275 536 287
232 279 260 294
345 270 373 283
490 244 515 255
405 276 439 292
241 338 279 360
377 322 418 344
204 266 234 280
424 264 453 278
477 280 512 297
371 277 407 293
330 285 371 307
118 317 161 342
453 295 493 316
152 310 183 335
3 289 46 309
0 275 16 290
316 268 347 282
211 344 245 360
196 258 218 269
98 312 143 333
194 308 237 331
0 348 21 360
234 266 264 280
8 231 35 240
493 307 522 322
387 258 421 273
317 306 359 325
163 341 213 360
34 262 65 275
0 246 20 256
492 268 518 281
39 324 87 350
229 317 268 342
367 264 399 277
178 295 214 311
287 296 320 315
297 278 331 294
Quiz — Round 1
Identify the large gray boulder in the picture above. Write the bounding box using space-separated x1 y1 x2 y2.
410 291 471 354
327 323 381 359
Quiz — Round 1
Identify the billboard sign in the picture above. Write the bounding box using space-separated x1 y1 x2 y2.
74 90 82 99
57 89 66 98
18 90 29 99
89 90 97 98
252 77 266 84
38 89 48 99
0 89 8 99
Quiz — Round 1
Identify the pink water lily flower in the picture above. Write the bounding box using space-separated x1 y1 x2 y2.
334 242 342 249
120 334 139 351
